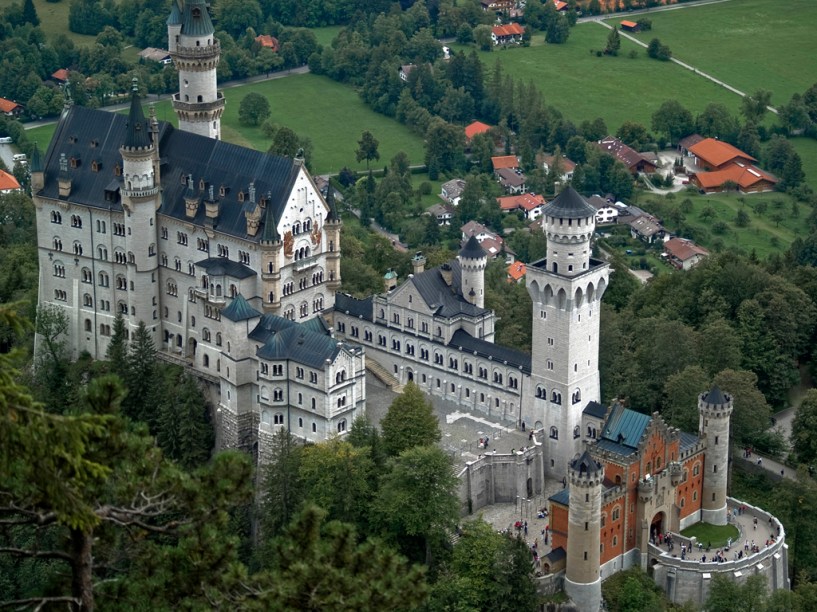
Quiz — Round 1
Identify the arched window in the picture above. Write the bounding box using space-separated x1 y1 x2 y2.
573 426 580 439
549 427 558 440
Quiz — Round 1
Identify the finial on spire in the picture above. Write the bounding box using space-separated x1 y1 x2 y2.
132 77 139 93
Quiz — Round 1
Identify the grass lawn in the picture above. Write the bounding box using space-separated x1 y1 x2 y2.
0 0 97 46
461 23 743 133
790 137 817 192
681 522 739 548
641 191 803 259
619 0 817 104
310 26 344 48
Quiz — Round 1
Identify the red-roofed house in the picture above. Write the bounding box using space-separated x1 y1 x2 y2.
465 120 493 141
491 155 519 171
688 138 756 171
507 261 526 283
553 0 568 11
497 193 546 219
0 98 23 117
51 69 69 84
620 20 639 32
596 136 657 175
255 35 279 52
0 169 21 194
491 23 525 45
664 238 709 270
690 162 777 194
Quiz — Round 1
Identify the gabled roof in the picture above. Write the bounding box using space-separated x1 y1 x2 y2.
465 121 493 140
138 47 172 62
51 69 69 82
497 193 545 212
255 35 279 51
491 155 519 171
221 294 261 322
678 133 704 150
688 138 756 168
334 293 373 321
507 261 526 281
409 261 491 319
583 401 607 419
542 186 596 219
496 167 526 187
692 162 776 190
540 154 576 173
256 321 345 368
596 136 655 170
0 98 22 113
492 23 525 37
0 170 21 191
428 203 454 217
599 404 651 452
680 431 700 454
628 215 663 237
449 329 531 373
664 237 708 261
40 105 303 243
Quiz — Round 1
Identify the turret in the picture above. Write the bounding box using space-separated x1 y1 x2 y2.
565 451 604 612
30 142 43 192
541 186 597 277
383 269 398 293
170 0 225 139
167 0 182 53
260 202 283 311
699 385 733 525
412 251 426 275
324 185 341 291
458 235 487 308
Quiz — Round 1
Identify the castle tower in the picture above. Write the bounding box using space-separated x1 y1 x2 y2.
565 451 604 612
458 235 487 308
524 187 609 478
324 186 342 293
699 385 733 525
170 0 225 139
260 202 283 313
120 80 160 339
167 0 182 53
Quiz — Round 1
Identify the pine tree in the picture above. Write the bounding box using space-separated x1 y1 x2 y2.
22 0 39 26
605 27 621 56
156 368 214 470
123 321 158 426
105 314 128 379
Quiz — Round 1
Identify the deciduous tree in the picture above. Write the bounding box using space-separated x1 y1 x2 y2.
380 382 441 457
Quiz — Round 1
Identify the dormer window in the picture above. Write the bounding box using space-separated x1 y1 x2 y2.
70 156 80 169
114 163 122 177
192 6 201 17
199 178 205 191
69 136 77 144
180 173 187 185
91 160 101 172
238 191 245 202
219 184 226 196
90 139 99 148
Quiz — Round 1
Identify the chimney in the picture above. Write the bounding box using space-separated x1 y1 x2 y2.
383 268 398 293
57 153 71 198
440 263 453 287
184 174 199 218
412 251 426 275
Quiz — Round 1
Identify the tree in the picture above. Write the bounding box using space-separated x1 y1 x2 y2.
545 15 570 44
696 103 740 142
380 382 441 457
155 368 214 470
792 390 817 467
22 0 39 26
238 92 270 126
372 445 459 566
122 321 159 426
105 314 128 378
355 130 380 169
424 119 464 178
741 89 773 124
616 121 651 150
713 369 771 445
259 429 305 538
473 25 493 51
663 365 710 433
226 506 428 610
705 573 767 612
605 26 621 56
646 38 671 61
215 0 262 39
651 99 694 145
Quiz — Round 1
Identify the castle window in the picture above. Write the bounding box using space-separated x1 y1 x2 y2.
337 419 347 433
83 294 92 307
203 355 209 368
612 507 620 521
81 267 92 283
298 417 303 428
51 211 62 224
312 423 317 433
273 389 283 402
573 426 580 439
572 390 582 404
53 238 63 251
274 413 284 425
98 271 109 287
52 263 65 278
114 163 121 176
549 427 558 440
551 391 561 405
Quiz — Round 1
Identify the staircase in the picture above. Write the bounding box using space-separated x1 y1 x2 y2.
366 358 404 393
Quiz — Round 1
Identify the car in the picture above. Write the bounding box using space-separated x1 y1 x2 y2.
0 137 12 144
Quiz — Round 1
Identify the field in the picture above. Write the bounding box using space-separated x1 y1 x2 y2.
620 0 817 104
27 75 426 176
458 22 744 133
310 26 343 48
791 137 817 191
0 0 97 45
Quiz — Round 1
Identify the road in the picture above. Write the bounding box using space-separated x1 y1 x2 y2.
577 0 737 24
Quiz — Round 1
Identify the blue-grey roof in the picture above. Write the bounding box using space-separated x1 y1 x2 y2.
334 293 373 321
39 106 302 243
449 329 531 373
124 83 151 150
167 0 181 25
549 488 570 506
584 401 606 419
249 313 297 344
256 324 343 368
542 186 596 219
594 438 638 457
221 294 261 322
181 0 214 37
409 260 490 319
545 547 566 562
196 257 256 279
459 235 486 260
30 142 42 172
703 385 728 405
600 405 651 451
302 316 331 335
571 450 601 475
680 431 700 454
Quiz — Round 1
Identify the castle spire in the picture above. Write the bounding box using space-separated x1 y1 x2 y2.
123 79 151 150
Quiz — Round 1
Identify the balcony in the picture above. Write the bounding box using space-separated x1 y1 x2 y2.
294 254 320 272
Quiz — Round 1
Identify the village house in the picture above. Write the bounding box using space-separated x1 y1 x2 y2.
506 260 526 283
398 64 416 82
427 203 454 226
596 136 657 175
587 195 618 225
497 193 546 220
687 138 756 171
0 169 21 194
663 237 709 270
254 34 279 52
440 178 467 206
687 138 776 193
627 215 665 244
539 153 576 183
496 167 527 194
491 23 525 45
138 47 173 64
0 97 24 117
481 0 515 12
461 220 507 260
464 120 493 142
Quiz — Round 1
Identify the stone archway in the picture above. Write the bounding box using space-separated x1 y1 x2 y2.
651 511 666 539
407 369 414 382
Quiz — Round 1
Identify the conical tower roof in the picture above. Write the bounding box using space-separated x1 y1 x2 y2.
167 0 182 25
181 0 214 37
260 201 280 243
326 184 340 222
704 385 728 405
30 142 42 172
570 450 601 476
542 186 596 219
459 234 486 260
123 80 151 150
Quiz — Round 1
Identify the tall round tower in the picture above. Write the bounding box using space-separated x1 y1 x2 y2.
170 0 225 139
699 385 733 525
458 235 487 308
565 450 604 612
120 80 160 337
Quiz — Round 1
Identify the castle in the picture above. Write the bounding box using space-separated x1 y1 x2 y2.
31 1 788 607
33 0 362 459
